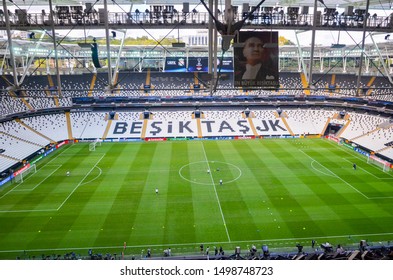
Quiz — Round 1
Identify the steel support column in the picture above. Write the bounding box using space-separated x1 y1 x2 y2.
355 0 371 95
2 0 19 86
48 0 62 95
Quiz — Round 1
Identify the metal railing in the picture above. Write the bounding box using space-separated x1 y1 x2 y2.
0 11 392 31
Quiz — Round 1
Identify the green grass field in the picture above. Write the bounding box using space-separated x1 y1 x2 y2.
0 138 392 259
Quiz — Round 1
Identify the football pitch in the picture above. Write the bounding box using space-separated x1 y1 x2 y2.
0 138 392 259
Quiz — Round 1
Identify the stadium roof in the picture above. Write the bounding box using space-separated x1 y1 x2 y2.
144 0 391 9
4 0 393 10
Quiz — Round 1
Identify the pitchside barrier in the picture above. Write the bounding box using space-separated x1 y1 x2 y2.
327 136 392 172
0 141 67 187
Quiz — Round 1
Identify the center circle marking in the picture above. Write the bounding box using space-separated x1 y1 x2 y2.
178 161 242 185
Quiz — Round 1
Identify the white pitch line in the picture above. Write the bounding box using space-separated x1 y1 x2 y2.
0 184 20 200
45 144 73 164
80 167 102 186
0 166 64 200
1 231 393 254
299 149 369 199
0 153 105 213
342 157 393 180
310 160 335 177
12 165 62 192
56 153 106 211
0 208 58 213
201 142 231 243
325 139 393 178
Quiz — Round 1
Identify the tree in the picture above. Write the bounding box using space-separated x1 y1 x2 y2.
279 36 295 46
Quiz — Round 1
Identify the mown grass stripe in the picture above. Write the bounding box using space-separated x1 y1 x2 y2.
1 139 393 259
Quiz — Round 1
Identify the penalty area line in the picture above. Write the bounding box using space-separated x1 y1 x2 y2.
299 150 369 199
56 153 106 211
12 165 63 192
342 157 393 180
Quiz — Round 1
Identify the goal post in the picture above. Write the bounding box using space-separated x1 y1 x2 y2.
367 155 392 172
89 139 102 151
14 164 37 183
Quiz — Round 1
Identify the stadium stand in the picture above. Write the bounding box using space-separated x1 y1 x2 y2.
368 76 393 101
380 147 393 160
2 100 391 177
149 110 192 121
0 132 41 162
2 120 50 147
70 111 108 140
278 73 303 95
203 109 244 120
60 76 88 99
147 72 196 96
20 114 68 142
0 156 19 175
339 112 388 140
2 72 393 122
285 109 339 135
1 107 391 147
0 95 29 117
252 109 277 119
353 124 393 152
117 111 142 122
1 102 392 175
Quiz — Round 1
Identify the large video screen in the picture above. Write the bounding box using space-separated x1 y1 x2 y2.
187 57 208 72
233 31 279 88
216 57 233 72
188 57 233 72
165 57 187 72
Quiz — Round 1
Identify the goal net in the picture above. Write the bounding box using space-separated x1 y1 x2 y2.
89 139 102 151
14 164 37 183
367 155 391 172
